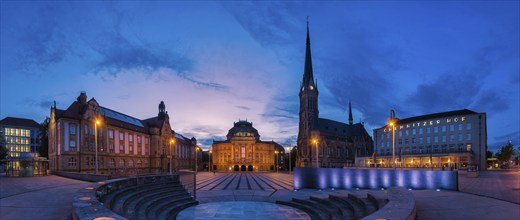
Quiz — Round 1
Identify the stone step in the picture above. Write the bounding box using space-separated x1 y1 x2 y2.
145 196 194 220
100 182 173 208
329 194 365 219
159 200 199 220
310 196 353 220
276 200 326 220
130 191 189 219
115 185 184 215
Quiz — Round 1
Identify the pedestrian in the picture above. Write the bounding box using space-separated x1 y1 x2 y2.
213 169 216 175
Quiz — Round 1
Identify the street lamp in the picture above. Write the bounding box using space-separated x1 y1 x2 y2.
94 119 101 175
275 151 279 173
169 139 175 174
195 146 199 174
388 110 396 169
209 150 212 172
312 139 319 168
286 146 293 174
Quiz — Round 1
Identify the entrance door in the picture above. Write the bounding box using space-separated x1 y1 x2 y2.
234 165 239 171
247 165 253 171
240 165 246 171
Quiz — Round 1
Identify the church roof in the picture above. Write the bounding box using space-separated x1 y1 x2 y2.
318 118 370 138
302 18 315 88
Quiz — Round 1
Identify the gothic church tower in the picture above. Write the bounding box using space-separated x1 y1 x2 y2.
297 19 319 168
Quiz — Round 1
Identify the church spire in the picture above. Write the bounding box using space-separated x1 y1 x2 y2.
348 101 353 125
302 16 315 89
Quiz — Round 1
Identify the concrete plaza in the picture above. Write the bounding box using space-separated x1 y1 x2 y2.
0 170 519 220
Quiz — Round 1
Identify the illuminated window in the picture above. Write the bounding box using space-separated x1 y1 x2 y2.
129 134 133 142
458 124 463 131
466 123 472 130
137 136 141 144
70 140 76 151
434 136 438 143
442 125 446 132
119 132 124 141
449 125 454 131
466 134 471 141
412 129 416 135
108 129 114 139
426 128 431 134
419 128 423 134
419 137 424 144
466 144 472 151
434 126 439 133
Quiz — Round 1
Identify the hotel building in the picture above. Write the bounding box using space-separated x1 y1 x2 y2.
48 92 198 175
212 120 284 172
357 109 487 170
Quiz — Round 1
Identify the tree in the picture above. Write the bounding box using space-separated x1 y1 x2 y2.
38 117 50 158
486 150 494 159
495 141 515 164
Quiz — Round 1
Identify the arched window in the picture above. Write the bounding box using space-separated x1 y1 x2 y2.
119 159 125 167
137 159 142 167
128 159 134 167
68 157 77 167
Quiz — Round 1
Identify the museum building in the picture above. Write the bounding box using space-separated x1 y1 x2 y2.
296 21 374 168
358 109 487 170
48 92 199 175
212 120 284 172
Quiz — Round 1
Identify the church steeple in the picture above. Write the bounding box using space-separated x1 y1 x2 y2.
348 101 353 125
302 17 316 89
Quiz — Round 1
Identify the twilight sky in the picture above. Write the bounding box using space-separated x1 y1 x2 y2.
1 1 519 152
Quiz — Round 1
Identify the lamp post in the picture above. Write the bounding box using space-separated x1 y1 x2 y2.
275 151 279 173
286 146 292 174
389 110 396 169
313 139 319 168
209 150 212 172
195 146 199 174
94 119 100 175
169 139 175 174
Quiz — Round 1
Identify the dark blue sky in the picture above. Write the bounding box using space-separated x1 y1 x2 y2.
1 1 518 151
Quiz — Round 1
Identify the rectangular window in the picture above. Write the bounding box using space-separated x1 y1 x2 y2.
398 139 402 144
458 134 463 141
458 124 463 131
405 130 409 136
412 129 416 135
109 130 114 139
69 124 76 135
442 136 446 142
427 137 431 144
419 137 424 144
120 144 124 151
434 136 438 143
129 134 133 142
434 126 439 133
119 132 124 141
466 134 471 141
427 128 431 134
109 143 114 152
419 128 423 134
442 125 446 132
449 124 454 131
466 123 472 130
399 131 402 137
137 136 142 144
84 125 88 134
450 135 454 142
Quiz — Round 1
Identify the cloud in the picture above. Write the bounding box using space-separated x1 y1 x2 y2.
235 106 251 111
